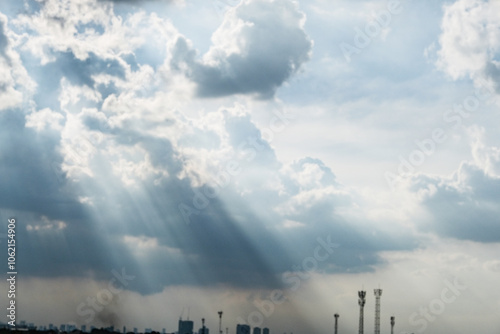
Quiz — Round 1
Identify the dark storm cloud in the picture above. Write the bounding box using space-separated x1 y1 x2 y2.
0 110 81 219
0 109 132 283
170 0 312 99
0 106 289 294
410 162 500 242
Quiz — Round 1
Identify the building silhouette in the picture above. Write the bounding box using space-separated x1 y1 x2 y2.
178 319 194 334
198 318 209 334
235 325 250 334
198 328 210 334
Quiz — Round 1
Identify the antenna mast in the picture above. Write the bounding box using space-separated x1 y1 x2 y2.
218 311 223 334
374 289 383 334
358 290 366 334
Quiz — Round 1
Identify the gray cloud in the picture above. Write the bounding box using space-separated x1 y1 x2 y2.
410 161 500 242
25 50 126 111
0 105 289 294
0 110 77 218
0 109 132 288
484 61 500 94
47 51 126 87
170 0 312 99
0 102 416 296
0 0 415 297
276 157 415 273
0 14 8 59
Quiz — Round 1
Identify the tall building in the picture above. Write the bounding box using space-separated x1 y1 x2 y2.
253 328 261 334
179 319 194 334
236 324 250 334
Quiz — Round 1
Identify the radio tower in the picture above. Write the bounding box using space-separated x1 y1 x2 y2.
218 311 223 334
390 316 395 334
334 314 339 334
374 289 383 334
358 291 366 334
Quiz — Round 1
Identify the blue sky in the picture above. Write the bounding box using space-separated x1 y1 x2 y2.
1 0 500 333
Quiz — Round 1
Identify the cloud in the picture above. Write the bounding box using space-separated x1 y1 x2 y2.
408 128 500 242
42 51 126 88
435 0 500 92
425 0 500 242
25 107 65 131
99 0 179 2
170 0 313 99
0 12 35 110
0 93 416 295
13 0 176 65
0 13 8 59
0 0 413 297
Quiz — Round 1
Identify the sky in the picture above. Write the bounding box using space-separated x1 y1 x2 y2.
1 0 500 333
